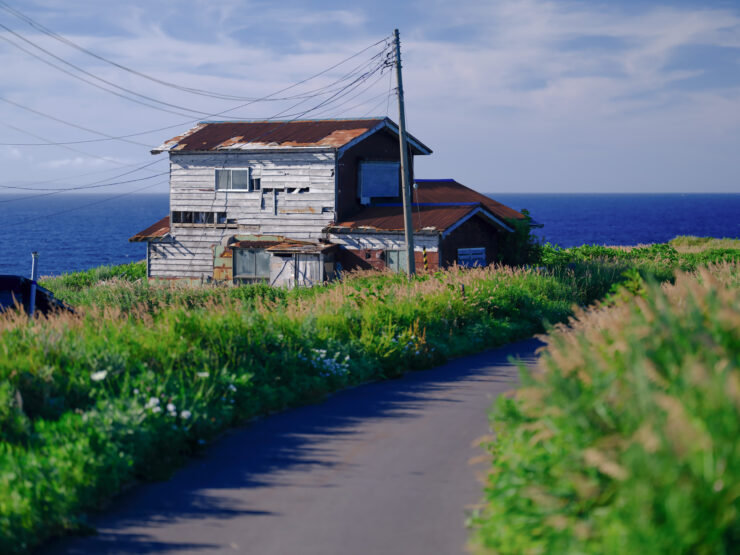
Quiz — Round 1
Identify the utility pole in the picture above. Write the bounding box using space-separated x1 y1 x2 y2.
393 28 416 276
29 251 38 318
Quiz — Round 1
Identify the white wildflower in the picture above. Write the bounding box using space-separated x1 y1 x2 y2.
180 410 192 420
151 406 162 414
196 372 210 378
145 397 160 409
227 384 237 392
167 403 176 413
133 388 139 395
90 370 108 382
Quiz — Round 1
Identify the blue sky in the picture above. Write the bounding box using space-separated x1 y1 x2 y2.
0 0 739 194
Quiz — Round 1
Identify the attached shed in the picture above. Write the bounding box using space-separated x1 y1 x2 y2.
324 179 525 271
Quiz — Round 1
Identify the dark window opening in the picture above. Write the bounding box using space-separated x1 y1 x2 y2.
234 249 271 280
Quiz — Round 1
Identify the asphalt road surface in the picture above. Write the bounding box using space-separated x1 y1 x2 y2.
42 338 543 555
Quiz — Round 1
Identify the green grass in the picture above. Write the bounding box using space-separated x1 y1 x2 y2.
1 261 630 553
470 263 740 554
3 237 736 552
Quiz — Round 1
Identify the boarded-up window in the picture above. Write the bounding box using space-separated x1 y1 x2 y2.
234 249 271 279
359 161 400 203
295 254 321 286
386 250 408 273
457 247 486 268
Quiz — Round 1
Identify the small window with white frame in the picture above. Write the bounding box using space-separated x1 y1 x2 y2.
216 169 251 191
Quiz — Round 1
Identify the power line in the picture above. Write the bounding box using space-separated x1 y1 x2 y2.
0 39 392 146
0 120 139 167
0 0 389 103
0 23 214 119
0 170 168 204
0 158 164 191
0 96 151 147
0 156 165 189
2 178 169 230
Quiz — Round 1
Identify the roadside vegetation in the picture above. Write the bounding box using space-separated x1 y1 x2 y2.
0 236 736 552
471 260 740 554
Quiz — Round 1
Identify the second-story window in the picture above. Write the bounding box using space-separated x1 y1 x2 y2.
216 169 250 191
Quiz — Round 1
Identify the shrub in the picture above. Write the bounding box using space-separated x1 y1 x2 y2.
471 263 740 554
1 262 628 553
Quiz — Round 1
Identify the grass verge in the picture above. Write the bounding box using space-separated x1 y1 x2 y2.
470 262 740 554
3 261 627 553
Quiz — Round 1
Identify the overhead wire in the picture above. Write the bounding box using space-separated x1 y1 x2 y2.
2 178 169 230
0 0 388 103
0 22 221 119
0 120 143 167
0 158 164 192
0 156 166 190
0 96 151 147
0 170 169 204
0 38 392 146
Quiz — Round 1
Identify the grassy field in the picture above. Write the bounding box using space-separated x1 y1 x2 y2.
1 236 736 552
470 261 740 554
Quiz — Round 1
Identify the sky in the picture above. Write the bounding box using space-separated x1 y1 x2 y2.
0 0 739 195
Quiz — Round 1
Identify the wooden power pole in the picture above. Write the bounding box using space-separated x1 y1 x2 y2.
393 29 416 276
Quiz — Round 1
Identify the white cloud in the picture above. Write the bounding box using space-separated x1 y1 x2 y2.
0 0 738 192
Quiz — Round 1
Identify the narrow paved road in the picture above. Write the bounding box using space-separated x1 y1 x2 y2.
42 338 542 555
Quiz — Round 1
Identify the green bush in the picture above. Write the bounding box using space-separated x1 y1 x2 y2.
0 262 630 553
470 263 740 554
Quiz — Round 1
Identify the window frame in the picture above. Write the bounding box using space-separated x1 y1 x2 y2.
385 249 408 273
358 160 401 204
457 247 486 268
233 248 271 281
215 168 252 191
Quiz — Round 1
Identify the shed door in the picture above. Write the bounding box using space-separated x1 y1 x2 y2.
457 247 486 268
296 254 321 286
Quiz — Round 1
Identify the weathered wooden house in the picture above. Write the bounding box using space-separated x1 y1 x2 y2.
131 117 526 286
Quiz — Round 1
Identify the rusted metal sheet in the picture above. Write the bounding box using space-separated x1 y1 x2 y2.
151 123 206 154
328 205 476 233
153 119 382 152
413 180 525 222
213 245 233 282
129 216 170 242
328 179 526 234
212 234 335 283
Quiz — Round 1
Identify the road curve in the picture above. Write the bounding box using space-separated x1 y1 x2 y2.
42 338 543 555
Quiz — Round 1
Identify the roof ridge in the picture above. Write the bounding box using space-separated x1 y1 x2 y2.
197 117 386 124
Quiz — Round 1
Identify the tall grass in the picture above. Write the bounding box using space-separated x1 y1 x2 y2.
0 262 628 553
470 262 740 554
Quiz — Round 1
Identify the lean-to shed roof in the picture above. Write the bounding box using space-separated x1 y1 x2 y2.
129 216 170 242
326 180 524 235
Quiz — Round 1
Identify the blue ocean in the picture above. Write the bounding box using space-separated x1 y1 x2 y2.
0 193 738 277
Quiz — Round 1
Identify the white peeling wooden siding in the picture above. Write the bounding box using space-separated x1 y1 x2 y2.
326 232 439 252
151 151 336 278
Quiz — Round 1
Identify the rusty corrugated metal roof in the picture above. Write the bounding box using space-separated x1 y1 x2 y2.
327 204 478 233
129 216 170 242
413 180 525 222
327 180 525 234
152 117 431 154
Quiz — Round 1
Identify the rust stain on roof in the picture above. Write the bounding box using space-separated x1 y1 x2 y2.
328 180 525 234
315 128 369 147
154 119 382 152
329 205 476 233
129 216 170 242
151 118 431 155
414 180 525 222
